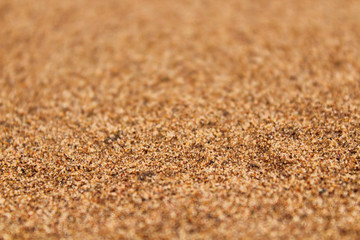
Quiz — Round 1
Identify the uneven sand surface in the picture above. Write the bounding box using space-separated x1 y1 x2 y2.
1 0 360 239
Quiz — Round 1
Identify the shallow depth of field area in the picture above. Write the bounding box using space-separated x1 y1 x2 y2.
0 0 360 239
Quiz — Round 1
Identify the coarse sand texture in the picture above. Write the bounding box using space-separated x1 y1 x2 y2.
1 0 360 239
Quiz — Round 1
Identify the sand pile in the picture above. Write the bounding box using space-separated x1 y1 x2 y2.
1 0 359 239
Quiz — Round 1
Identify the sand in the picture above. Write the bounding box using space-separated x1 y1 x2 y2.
0 0 360 239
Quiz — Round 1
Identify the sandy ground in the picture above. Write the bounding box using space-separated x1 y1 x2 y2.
1 0 360 239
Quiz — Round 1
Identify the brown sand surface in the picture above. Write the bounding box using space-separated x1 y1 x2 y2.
1 0 360 239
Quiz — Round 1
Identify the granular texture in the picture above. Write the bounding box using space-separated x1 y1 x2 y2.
0 0 360 239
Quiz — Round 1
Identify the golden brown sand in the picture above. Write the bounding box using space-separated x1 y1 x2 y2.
1 0 360 239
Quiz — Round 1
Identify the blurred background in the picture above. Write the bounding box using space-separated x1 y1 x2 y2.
1 0 360 239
